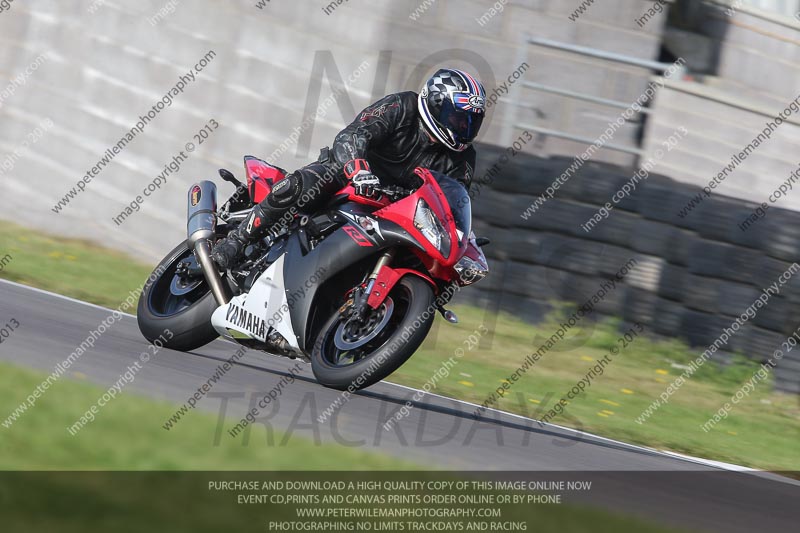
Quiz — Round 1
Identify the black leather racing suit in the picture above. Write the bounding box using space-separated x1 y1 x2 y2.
256 91 477 230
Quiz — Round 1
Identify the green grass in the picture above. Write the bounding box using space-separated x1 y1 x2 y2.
0 361 414 471
401 306 800 471
0 223 153 308
0 362 686 533
2 221 798 472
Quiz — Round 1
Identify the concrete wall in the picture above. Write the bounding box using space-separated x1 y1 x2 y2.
700 0 800 103
641 79 800 210
453 0 669 167
0 0 402 259
635 2 800 211
0 0 670 261
734 0 800 19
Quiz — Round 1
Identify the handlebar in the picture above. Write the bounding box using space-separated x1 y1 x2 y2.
374 184 415 201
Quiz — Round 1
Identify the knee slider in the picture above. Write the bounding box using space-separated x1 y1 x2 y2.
267 173 303 208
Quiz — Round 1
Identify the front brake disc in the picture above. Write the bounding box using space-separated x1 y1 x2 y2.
333 298 394 351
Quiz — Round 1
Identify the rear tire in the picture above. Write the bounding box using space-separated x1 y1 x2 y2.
137 240 222 352
311 276 435 391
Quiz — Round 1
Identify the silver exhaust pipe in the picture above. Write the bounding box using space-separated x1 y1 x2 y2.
187 181 230 306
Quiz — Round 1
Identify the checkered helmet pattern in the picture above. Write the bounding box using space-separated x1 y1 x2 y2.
418 68 486 152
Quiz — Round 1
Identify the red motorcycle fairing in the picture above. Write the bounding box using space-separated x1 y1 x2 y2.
365 266 437 309
274 167 484 337
244 155 287 204
336 168 467 267
280 215 430 352
334 167 481 310
375 168 469 285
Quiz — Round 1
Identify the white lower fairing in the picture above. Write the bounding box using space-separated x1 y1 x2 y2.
210 254 300 349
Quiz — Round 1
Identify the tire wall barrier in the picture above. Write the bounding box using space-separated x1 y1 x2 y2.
462 143 800 394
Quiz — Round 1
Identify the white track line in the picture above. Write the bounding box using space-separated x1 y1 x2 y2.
0 278 137 318
382 381 757 472
0 277 766 473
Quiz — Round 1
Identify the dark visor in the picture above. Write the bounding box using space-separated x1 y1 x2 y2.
440 99 484 144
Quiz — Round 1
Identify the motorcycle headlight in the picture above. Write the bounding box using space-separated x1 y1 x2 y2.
414 199 450 257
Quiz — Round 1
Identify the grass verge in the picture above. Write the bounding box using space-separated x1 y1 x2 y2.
404 306 800 471
0 360 414 471
0 362 686 532
0 223 152 308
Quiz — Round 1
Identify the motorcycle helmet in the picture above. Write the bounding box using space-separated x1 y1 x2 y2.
418 68 487 152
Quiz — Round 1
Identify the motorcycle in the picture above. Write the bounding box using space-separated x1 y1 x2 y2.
137 155 489 390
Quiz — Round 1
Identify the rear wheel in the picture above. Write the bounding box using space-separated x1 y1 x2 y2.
137 240 223 352
311 276 435 391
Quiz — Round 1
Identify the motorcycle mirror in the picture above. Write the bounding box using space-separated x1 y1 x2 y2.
218 168 244 188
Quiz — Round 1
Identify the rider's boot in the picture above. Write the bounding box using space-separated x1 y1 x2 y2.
211 172 306 269
210 204 270 269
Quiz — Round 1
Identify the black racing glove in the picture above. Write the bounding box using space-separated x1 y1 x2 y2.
344 159 381 198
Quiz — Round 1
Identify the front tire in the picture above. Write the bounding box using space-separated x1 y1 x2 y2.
137 240 221 352
311 276 435 391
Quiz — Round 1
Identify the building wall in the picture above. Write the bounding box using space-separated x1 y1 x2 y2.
0 0 396 259
700 0 800 103
640 79 800 211
0 0 668 260
639 0 800 210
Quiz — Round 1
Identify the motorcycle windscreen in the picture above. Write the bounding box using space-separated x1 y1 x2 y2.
244 156 286 204
436 175 471 247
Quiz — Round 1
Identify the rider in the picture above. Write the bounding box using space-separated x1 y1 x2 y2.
211 68 488 269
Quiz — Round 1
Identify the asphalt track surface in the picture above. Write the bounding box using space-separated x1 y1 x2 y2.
0 279 798 532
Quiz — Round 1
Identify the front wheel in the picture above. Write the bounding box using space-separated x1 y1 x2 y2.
311 276 435 391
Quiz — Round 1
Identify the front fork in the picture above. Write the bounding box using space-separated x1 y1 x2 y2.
349 248 459 324
349 249 396 322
